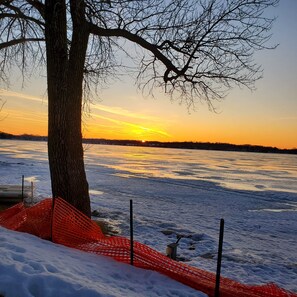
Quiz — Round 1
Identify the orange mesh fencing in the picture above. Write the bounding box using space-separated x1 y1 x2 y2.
0 202 25 230
0 198 296 297
0 199 52 239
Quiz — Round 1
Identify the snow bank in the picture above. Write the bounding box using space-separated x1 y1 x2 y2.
0 227 206 297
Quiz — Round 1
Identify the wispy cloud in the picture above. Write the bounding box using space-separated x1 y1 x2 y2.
278 117 297 121
4 109 47 123
92 114 171 138
1 89 161 122
1 88 171 139
92 103 159 122
0 89 45 104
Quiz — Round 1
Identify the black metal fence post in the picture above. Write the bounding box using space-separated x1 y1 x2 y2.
130 199 134 266
215 218 225 297
21 175 24 202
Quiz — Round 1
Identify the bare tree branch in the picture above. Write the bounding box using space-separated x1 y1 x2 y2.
88 23 180 77
26 0 45 18
0 0 279 106
0 37 44 50
0 0 46 85
83 0 279 107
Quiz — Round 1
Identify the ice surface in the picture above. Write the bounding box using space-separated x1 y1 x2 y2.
0 140 296 294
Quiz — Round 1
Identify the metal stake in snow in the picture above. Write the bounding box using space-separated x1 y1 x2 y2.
130 199 134 266
21 175 24 202
215 218 225 297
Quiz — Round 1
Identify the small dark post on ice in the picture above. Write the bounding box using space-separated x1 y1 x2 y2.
21 175 24 201
215 218 225 297
130 199 134 266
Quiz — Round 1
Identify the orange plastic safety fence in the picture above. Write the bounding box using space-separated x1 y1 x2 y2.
0 199 52 239
0 198 296 297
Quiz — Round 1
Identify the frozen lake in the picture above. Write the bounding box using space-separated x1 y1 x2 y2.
0 139 296 292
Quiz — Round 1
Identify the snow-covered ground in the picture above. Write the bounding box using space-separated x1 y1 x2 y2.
0 226 206 297
0 140 297 295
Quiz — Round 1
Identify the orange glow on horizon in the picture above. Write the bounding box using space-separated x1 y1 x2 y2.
0 90 296 150
2 112 296 150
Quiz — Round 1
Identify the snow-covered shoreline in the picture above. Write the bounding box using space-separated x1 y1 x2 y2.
0 226 206 297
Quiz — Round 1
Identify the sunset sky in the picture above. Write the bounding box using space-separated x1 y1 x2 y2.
1 1 296 149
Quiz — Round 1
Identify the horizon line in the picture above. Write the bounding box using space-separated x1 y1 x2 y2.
1 131 296 152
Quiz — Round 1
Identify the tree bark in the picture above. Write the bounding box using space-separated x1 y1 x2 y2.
45 0 91 216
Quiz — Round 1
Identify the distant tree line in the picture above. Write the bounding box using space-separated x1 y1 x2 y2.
1 132 296 155
0 132 47 141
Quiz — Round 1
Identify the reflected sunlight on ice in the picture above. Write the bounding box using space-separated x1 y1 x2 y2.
84 144 297 193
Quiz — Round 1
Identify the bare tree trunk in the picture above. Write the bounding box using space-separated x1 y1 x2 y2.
45 0 91 216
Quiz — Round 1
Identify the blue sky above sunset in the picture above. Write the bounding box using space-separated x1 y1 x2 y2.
1 0 296 149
